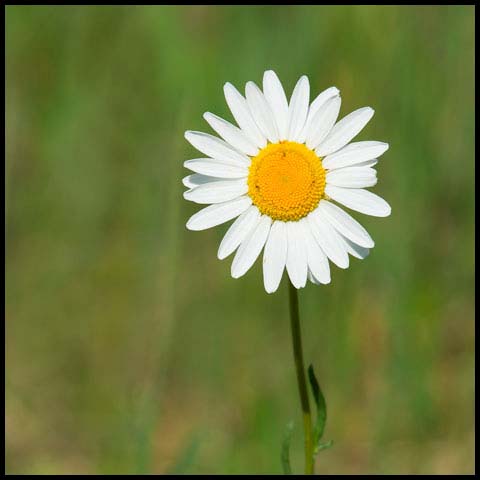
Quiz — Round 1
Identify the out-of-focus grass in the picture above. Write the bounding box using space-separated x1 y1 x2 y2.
5 5 474 475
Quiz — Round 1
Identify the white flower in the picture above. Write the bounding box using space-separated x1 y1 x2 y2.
183 70 391 293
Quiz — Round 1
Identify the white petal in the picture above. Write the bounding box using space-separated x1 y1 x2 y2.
262 220 287 294
325 185 391 217
307 210 349 269
342 158 378 169
245 81 279 143
308 270 322 285
285 221 308 288
203 112 259 157
184 178 248 204
186 196 252 231
182 174 224 189
316 107 375 157
326 166 377 188
305 95 341 149
218 205 261 259
231 215 272 278
262 70 289 140
287 76 310 142
224 83 266 148
318 200 374 248
322 141 388 170
339 235 370 260
185 131 250 166
298 86 340 143
304 226 331 284
184 158 248 179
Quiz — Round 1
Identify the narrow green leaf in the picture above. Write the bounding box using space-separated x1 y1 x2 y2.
281 420 294 475
315 439 333 454
308 364 327 446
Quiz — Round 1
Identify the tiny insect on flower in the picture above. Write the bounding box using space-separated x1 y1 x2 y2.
183 70 391 293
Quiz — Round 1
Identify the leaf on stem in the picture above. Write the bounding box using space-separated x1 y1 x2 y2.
307 364 327 447
281 420 295 475
315 439 334 453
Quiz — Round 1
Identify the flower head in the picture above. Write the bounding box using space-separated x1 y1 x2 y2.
183 70 391 293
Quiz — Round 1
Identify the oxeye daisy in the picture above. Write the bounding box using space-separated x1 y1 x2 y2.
183 70 391 474
183 70 390 294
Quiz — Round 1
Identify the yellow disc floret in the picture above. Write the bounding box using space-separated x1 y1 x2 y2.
247 141 326 222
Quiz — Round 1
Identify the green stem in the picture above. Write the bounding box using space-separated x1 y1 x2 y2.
288 280 314 475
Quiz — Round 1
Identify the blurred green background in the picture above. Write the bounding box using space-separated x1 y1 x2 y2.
5 5 475 475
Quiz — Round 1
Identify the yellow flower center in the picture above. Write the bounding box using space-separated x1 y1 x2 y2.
247 141 326 222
